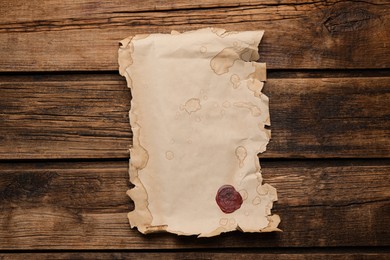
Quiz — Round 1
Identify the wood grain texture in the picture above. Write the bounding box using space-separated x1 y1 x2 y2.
1 0 389 255
1 75 389 159
0 0 389 71
0 160 389 249
0 252 389 260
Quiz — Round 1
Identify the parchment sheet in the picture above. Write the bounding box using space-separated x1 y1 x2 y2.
118 27 280 237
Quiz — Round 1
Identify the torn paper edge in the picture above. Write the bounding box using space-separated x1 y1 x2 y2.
118 27 281 237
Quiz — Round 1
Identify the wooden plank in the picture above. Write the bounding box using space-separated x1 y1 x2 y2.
0 0 389 71
0 74 131 159
0 160 389 249
0 252 389 260
1 75 389 159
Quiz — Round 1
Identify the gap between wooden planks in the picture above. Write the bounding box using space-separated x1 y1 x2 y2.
0 251 389 260
0 159 389 249
0 0 389 71
0 75 389 159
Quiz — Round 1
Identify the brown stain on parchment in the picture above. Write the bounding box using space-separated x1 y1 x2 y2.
234 102 262 117
240 48 259 61
257 184 269 196
120 42 134 67
246 62 267 98
222 101 231 108
260 215 282 232
255 183 280 232
127 122 153 233
210 47 241 75
219 218 228 226
165 151 174 160
230 74 241 89
235 146 247 168
252 196 261 205
118 37 135 88
120 35 153 233
211 28 239 38
248 63 266 82
184 98 201 114
210 47 260 75
247 78 264 98
131 125 149 170
257 184 277 202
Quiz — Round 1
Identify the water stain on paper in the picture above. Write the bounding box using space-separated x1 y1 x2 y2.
234 102 262 117
131 125 149 170
230 74 241 89
235 146 247 168
229 218 236 226
222 101 231 108
240 48 259 61
219 218 228 226
211 28 239 38
257 184 269 195
210 47 241 75
248 62 266 82
252 196 261 205
200 46 207 53
184 98 201 114
165 151 175 160
247 78 264 98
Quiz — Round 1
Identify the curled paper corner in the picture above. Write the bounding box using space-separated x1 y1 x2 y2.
118 27 279 237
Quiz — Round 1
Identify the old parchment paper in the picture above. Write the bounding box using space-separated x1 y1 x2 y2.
118 28 280 237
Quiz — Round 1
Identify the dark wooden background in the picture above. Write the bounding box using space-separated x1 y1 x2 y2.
0 0 389 259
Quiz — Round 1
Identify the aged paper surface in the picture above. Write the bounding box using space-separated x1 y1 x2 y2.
118 28 280 237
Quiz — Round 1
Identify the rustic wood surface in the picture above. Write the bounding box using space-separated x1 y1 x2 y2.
0 160 389 249
0 0 389 258
1 75 389 159
1 252 389 260
0 0 389 71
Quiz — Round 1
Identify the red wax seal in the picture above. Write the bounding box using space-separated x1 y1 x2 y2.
216 185 243 214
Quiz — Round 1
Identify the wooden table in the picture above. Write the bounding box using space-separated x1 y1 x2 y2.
1 1 389 259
